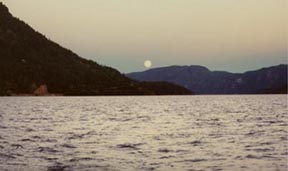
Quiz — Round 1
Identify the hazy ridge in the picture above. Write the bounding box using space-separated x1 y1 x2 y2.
127 64 287 94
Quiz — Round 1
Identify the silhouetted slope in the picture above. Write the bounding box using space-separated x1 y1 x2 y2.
127 65 288 94
0 3 192 96
140 82 193 95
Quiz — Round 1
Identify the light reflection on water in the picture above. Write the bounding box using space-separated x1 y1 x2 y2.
0 95 287 171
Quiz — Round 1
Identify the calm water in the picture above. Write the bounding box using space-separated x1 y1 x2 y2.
0 95 287 171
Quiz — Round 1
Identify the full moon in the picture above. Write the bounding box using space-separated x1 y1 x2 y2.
144 60 152 68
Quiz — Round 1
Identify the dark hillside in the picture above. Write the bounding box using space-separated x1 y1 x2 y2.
0 3 192 96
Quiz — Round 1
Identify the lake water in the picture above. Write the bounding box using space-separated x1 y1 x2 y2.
0 95 287 171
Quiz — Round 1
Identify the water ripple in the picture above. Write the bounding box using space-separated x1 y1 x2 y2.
0 95 286 171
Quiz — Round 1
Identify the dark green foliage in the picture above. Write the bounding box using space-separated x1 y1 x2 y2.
0 3 192 96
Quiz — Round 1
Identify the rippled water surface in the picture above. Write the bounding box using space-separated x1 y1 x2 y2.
0 95 287 171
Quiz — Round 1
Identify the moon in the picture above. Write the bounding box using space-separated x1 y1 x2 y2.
144 60 152 68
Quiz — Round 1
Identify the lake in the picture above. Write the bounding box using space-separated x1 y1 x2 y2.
0 95 287 171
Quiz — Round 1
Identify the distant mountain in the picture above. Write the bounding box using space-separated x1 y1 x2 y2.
0 3 192 96
127 64 288 94
257 85 288 94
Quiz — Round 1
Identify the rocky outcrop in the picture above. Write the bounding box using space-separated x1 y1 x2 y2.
33 85 49 96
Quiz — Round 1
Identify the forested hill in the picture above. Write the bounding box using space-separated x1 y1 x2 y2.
0 3 192 96
127 65 287 94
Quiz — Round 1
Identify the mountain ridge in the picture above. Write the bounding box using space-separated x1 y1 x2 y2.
127 64 288 94
129 64 286 75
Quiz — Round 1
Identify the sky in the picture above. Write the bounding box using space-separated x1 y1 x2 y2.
1 0 287 73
